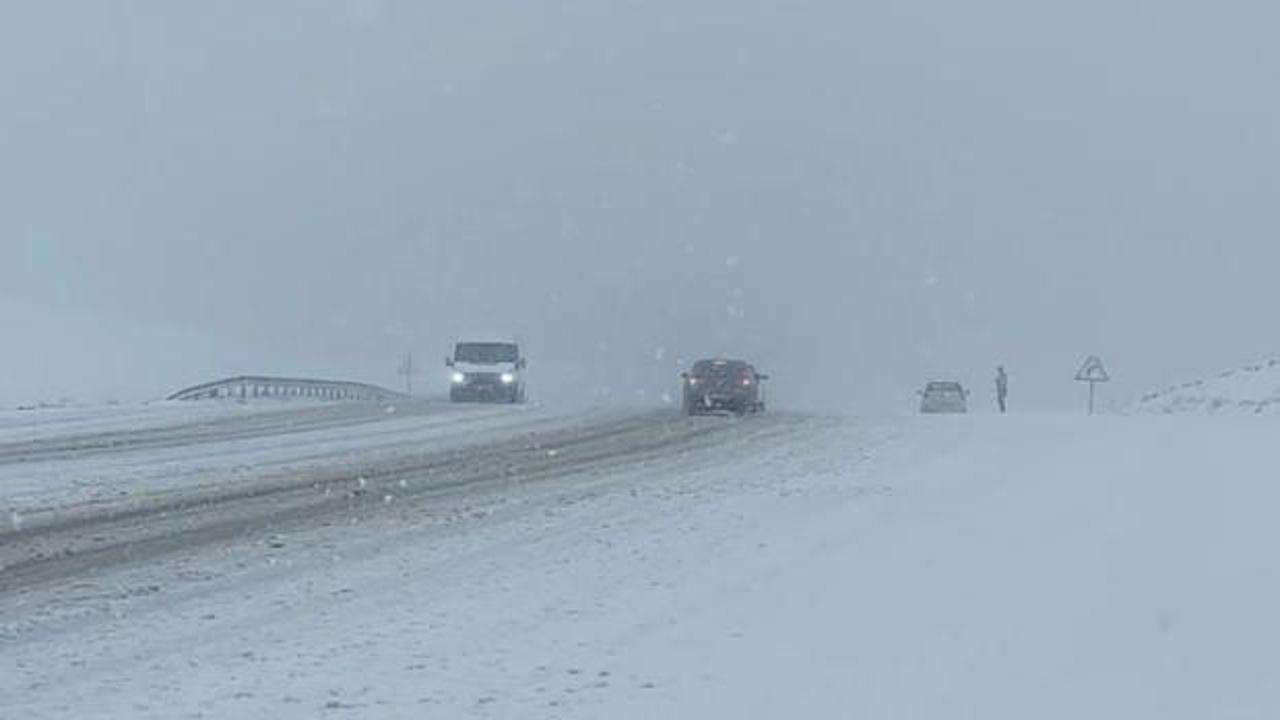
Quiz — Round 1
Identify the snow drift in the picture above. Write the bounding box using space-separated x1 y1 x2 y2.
1135 357 1280 415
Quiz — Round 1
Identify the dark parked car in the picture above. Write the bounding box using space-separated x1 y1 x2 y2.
682 359 768 415
918 381 968 414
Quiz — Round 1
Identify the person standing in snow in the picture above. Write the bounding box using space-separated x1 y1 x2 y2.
995 366 1009 413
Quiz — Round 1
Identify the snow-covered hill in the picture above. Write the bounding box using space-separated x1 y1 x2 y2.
1135 358 1280 415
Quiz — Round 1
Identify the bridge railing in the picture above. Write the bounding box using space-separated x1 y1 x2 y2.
167 376 406 403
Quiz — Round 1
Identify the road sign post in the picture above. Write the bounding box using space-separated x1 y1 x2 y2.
398 352 416 396
1075 355 1110 415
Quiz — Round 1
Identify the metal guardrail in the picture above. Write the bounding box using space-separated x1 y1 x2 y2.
167 376 406 403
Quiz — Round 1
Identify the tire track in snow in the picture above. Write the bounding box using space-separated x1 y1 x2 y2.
0 412 792 594
0 401 502 465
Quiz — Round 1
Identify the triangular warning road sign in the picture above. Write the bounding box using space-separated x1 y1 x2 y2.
1075 355 1110 382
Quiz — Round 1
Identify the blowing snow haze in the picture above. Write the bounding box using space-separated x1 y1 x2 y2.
4 1 1279 409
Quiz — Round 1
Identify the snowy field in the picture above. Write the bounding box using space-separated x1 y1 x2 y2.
3 405 1276 719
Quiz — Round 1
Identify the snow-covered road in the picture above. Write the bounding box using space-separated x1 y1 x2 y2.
0 400 584 514
2 408 1276 718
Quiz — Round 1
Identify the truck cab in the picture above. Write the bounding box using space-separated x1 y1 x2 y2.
446 340 527 403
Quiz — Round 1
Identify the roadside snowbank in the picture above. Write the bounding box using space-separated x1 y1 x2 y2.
0 399 317 444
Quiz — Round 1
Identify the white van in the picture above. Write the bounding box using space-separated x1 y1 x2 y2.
446 340 527 403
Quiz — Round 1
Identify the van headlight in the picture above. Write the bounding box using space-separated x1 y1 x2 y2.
500 373 516 384
451 372 466 384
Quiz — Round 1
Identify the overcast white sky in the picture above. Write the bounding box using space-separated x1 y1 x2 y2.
4 1 1279 410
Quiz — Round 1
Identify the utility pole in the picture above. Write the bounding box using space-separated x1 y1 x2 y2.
398 351 416 396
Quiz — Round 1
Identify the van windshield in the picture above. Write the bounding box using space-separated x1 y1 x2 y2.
455 343 518 364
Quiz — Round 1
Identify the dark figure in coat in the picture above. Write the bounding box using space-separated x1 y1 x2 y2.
995 366 1009 413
